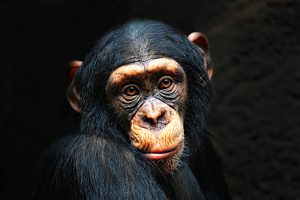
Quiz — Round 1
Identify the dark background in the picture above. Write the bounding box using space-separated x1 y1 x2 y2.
1 0 299 199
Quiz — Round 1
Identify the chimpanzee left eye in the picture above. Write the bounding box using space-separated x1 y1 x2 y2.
158 76 174 90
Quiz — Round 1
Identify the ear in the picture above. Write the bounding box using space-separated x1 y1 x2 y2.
67 60 83 112
68 60 83 81
188 32 213 80
187 32 209 52
66 81 81 113
207 68 213 80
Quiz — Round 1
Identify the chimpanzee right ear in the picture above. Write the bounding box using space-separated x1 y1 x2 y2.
187 32 209 52
66 60 82 113
68 60 83 81
66 82 81 113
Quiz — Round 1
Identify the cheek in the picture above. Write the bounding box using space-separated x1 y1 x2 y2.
179 83 188 113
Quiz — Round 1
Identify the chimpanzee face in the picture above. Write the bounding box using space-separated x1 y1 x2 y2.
106 57 187 173
66 20 211 175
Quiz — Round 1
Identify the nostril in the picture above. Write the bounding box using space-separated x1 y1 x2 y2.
156 111 165 124
142 116 156 126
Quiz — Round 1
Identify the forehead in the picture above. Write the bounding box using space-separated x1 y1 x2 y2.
107 58 183 85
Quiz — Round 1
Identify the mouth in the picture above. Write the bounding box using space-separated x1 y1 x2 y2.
143 147 178 160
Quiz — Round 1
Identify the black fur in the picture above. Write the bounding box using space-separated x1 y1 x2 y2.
33 19 231 200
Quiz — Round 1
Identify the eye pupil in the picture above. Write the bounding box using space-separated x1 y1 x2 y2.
163 79 170 85
129 87 134 91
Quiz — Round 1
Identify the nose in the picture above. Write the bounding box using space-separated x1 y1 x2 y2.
141 100 166 127
143 108 165 126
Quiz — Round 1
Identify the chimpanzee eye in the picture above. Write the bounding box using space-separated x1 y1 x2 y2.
122 84 140 96
158 76 174 90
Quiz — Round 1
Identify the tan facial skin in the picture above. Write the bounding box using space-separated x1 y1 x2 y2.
106 58 187 173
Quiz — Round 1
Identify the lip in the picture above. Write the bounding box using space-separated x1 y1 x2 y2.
143 147 178 160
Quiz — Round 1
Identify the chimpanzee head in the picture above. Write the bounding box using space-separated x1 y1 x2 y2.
73 19 212 174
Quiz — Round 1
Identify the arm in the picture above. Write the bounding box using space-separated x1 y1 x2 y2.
33 133 167 200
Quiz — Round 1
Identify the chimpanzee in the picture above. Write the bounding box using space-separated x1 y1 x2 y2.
33 19 231 200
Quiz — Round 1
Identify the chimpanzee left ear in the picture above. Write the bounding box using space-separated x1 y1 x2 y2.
187 32 209 52
188 32 213 80
66 60 82 113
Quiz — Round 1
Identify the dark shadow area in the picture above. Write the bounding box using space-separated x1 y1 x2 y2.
0 0 299 199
